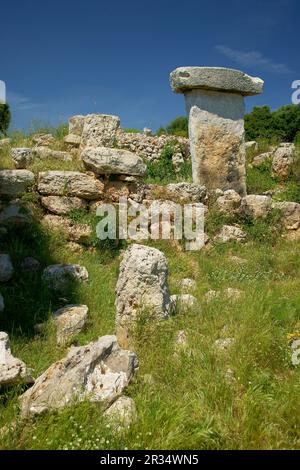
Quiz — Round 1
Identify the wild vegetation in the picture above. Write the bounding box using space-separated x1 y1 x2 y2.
0 124 299 450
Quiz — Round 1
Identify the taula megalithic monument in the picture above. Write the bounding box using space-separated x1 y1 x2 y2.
170 67 264 196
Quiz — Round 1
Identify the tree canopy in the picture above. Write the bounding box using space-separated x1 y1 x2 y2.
0 103 11 136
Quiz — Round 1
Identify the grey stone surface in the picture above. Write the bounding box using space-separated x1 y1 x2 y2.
115 244 171 347
82 147 147 177
38 171 104 200
43 264 89 291
20 335 138 416
0 170 35 196
216 189 241 214
11 148 34 169
241 195 272 219
41 196 87 215
42 214 92 244
80 114 120 148
69 115 85 136
104 396 137 433
0 203 31 226
215 225 246 243
0 332 33 386
170 67 264 96
53 304 89 345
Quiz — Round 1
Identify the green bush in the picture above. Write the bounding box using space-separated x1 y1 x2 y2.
0 103 11 136
156 116 188 137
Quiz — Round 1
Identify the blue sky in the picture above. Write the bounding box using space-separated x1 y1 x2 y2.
1 0 299 131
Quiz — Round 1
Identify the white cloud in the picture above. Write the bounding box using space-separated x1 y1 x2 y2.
7 91 42 111
215 45 293 74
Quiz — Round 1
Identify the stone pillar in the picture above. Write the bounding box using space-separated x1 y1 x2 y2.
170 67 264 196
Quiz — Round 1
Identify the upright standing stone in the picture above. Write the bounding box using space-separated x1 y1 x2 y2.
170 67 264 195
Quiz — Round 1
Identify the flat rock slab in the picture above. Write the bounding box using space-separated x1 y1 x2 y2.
41 196 87 215
53 304 89 345
170 67 264 96
80 114 120 148
0 170 35 196
42 263 89 291
0 332 33 386
38 171 104 200
82 147 147 177
20 335 138 416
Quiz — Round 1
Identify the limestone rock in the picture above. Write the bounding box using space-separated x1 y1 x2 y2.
41 196 87 215
0 332 33 386
53 304 89 345
115 244 171 347
0 203 31 226
245 141 258 151
216 225 246 243
170 294 199 312
241 195 272 219
0 170 35 196
42 214 92 244
32 133 55 147
216 189 241 214
43 263 88 291
80 114 120 148
214 337 235 351
165 182 207 203
11 148 34 169
82 147 147 177
179 278 196 292
272 201 300 230
38 171 104 200
34 146 72 163
0 254 14 282
272 143 295 179
170 67 264 96
20 335 138 416
224 287 243 301
63 134 81 147
252 151 273 167
69 115 85 136
104 396 137 433
0 294 4 313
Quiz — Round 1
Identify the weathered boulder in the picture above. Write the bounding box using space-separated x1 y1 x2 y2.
32 133 55 147
215 225 246 243
115 244 171 347
0 203 31 226
170 294 199 312
42 264 88 291
42 214 92 244
11 148 34 169
216 189 241 214
272 201 300 230
252 151 273 167
0 332 33 386
0 170 35 196
82 147 147 177
272 143 295 179
52 304 89 345
80 114 120 148
34 146 72 163
63 134 81 147
41 196 87 215
38 171 104 200
0 294 4 313
241 194 272 219
0 254 14 282
170 66 264 195
165 182 207 203
20 335 138 416
69 115 85 136
104 396 137 433
245 141 258 151
179 278 196 292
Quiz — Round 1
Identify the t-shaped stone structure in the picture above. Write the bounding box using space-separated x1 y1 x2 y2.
170 67 264 195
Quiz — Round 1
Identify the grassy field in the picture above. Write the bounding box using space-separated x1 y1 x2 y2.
0 136 299 450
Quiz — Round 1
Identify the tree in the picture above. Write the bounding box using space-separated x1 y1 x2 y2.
157 116 188 137
0 103 11 136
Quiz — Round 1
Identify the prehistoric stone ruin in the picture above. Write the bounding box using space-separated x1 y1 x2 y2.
170 67 264 195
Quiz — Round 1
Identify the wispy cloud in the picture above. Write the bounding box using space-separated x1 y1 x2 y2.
215 45 293 75
7 91 42 111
